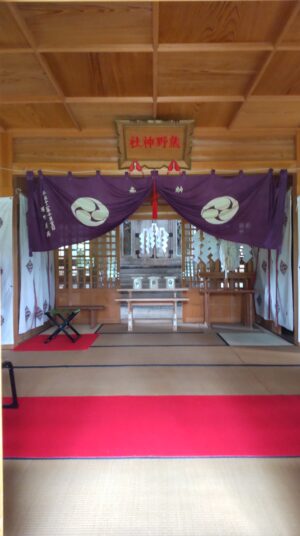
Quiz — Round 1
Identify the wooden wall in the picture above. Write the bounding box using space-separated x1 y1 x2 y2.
56 288 120 325
6 128 298 177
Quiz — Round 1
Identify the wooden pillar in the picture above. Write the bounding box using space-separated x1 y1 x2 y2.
12 195 20 345
293 130 300 343
0 132 12 536
0 133 19 345
0 133 13 196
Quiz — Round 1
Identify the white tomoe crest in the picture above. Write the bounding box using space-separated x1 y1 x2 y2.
201 196 239 225
71 197 109 227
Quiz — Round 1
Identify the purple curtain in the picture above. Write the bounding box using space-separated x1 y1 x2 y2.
156 170 288 249
27 169 287 252
27 171 152 252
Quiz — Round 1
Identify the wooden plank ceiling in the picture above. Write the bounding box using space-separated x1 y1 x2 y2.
1 1 300 133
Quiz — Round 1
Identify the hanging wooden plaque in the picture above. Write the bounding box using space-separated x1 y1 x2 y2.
116 119 194 169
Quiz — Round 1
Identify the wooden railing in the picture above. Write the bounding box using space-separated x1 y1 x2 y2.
197 272 255 290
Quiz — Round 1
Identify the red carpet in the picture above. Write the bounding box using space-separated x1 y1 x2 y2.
13 334 98 351
3 395 300 458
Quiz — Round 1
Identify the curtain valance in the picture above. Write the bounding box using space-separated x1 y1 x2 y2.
26 170 288 253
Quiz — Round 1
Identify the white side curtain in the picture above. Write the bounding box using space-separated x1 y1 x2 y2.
254 248 272 321
255 190 293 331
272 190 293 330
0 197 14 344
19 194 55 334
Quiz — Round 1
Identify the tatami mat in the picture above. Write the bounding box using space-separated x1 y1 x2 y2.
2 345 240 367
212 323 262 332
218 331 292 346
6 363 300 396
234 346 300 365
3 325 300 536
4 458 300 536
99 323 203 334
93 332 224 347
247 367 300 394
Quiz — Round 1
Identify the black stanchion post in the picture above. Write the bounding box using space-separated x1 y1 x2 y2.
2 361 18 409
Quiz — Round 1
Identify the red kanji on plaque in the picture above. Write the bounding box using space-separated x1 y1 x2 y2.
129 136 142 149
169 135 181 148
143 136 155 149
116 119 194 169
156 136 169 148
129 134 181 150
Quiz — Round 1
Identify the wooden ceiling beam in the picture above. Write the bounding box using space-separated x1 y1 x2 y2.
4 43 300 55
38 45 154 53
0 48 32 53
158 43 274 53
229 1 300 129
3 95 300 105
6 3 82 130
152 2 159 119
10 161 297 175
0 95 282 106
0 43 289 54
7 126 297 138
278 44 300 51
8 129 119 138
66 97 153 104
249 95 300 102
192 127 296 138
0 96 62 104
157 96 244 103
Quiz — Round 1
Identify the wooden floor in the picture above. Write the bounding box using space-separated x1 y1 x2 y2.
3 324 300 536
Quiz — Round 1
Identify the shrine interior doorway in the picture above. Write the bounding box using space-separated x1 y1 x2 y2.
120 219 182 289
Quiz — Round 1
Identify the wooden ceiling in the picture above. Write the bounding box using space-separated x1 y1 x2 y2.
1 1 300 133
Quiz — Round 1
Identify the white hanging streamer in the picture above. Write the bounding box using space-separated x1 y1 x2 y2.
139 223 169 256
219 240 241 275
192 231 253 270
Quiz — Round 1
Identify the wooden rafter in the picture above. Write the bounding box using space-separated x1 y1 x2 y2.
157 96 244 104
3 95 300 105
10 161 298 175
6 3 81 130
1 2 300 132
3 43 300 55
229 1 300 129
152 2 159 118
0 96 240 104
1 46 154 54
158 43 274 53
0 96 62 104
66 97 153 104
5 42 295 54
6 127 296 139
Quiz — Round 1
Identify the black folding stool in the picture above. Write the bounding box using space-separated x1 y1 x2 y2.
44 308 81 343
2 361 18 409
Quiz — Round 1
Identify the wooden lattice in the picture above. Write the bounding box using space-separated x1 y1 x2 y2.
56 229 120 290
